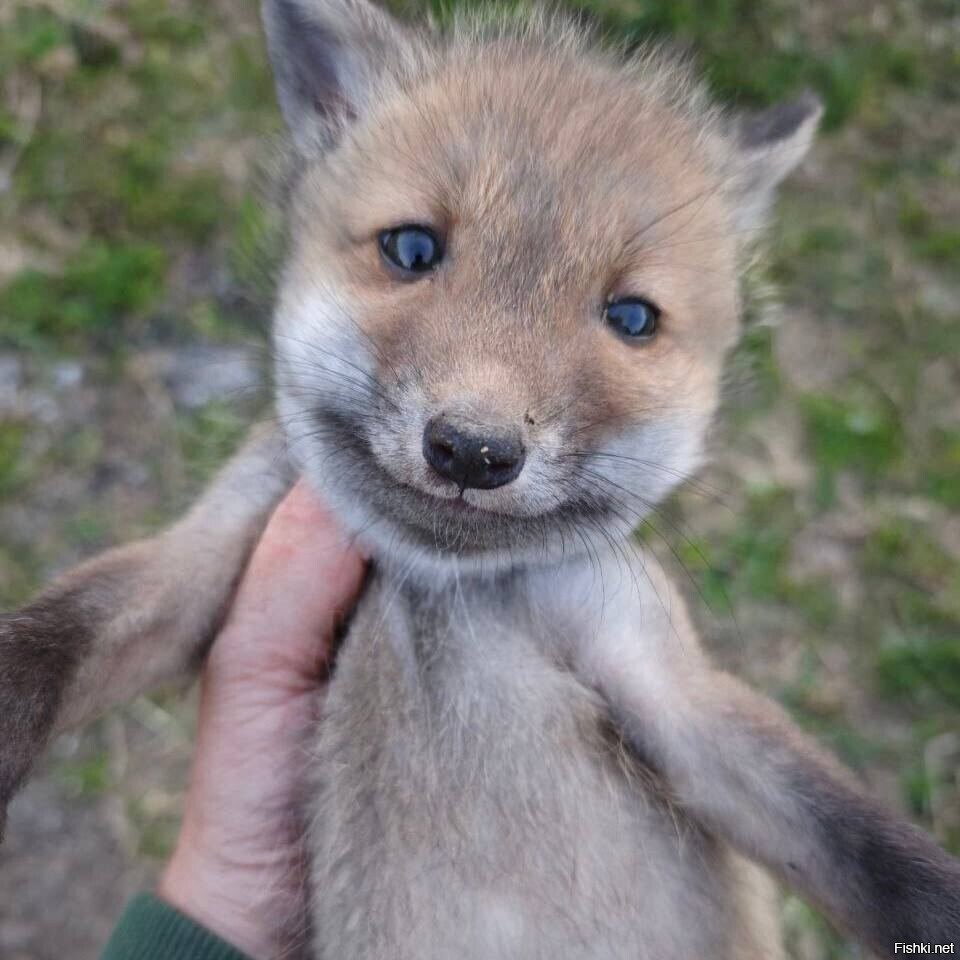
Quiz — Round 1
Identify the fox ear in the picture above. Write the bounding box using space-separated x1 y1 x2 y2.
262 0 410 153
729 91 823 231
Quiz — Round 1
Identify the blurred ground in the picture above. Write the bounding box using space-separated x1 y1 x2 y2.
0 1 958 958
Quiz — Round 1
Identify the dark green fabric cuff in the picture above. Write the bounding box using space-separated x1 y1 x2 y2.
101 893 252 960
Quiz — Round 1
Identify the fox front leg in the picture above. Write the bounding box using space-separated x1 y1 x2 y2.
579 631 960 957
0 424 293 840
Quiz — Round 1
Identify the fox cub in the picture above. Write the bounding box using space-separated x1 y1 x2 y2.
1 1 958 957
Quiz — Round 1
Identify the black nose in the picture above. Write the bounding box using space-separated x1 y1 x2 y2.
422 417 525 491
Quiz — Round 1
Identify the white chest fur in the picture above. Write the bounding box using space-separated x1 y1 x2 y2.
305 551 778 959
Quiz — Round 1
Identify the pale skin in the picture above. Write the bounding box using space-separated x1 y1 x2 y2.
159 482 366 960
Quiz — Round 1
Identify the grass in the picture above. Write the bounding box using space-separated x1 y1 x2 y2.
0 243 168 349
801 388 903 506
176 400 252 486
0 1 958 958
0 422 28 498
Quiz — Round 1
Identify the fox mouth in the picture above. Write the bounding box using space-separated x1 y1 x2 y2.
424 493 487 513
371 463 625 560
388 473 525 518
306 409 609 557
366 453 554 546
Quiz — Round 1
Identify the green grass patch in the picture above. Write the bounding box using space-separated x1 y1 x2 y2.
898 195 960 269
227 36 280 116
69 21 122 70
724 325 781 419
575 0 929 130
62 509 112 551
55 750 113 798
125 0 207 47
801 387 903 505
861 520 960 710
16 119 227 243
713 489 795 602
903 730 960 854
0 244 168 349
680 487 793 606
228 194 286 304
925 430 960 509
125 796 181 861
863 519 952 586
771 214 895 327
876 634 960 709
0 541 43 608
3 5 69 67
783 894 857 960
176 401 249 487
0 422 29 498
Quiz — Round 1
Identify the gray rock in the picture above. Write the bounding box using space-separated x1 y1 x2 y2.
0 353 23 412
164 346 262 409
51 361 84 391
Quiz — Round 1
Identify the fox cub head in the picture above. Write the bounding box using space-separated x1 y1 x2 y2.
265 0 820 569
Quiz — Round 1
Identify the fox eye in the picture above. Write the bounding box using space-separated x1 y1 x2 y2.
379 225 443 275
604 297 659 340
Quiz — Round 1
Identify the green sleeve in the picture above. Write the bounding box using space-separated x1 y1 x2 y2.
101 893 252 960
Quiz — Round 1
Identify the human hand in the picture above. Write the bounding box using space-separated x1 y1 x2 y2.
158 481 366 959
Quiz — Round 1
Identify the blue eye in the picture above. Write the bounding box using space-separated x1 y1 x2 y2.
603 297 660 340
379 225 443 275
